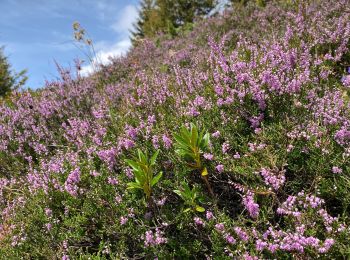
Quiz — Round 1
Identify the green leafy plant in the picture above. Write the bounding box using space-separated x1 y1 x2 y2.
173 123 213 196
173 182 205 212
125 149 162 202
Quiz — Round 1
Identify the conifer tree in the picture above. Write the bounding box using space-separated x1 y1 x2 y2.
131 0 158 41
132 0 217 42
0 47 27 96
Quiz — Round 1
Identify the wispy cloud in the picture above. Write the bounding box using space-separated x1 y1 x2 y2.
80 39 131 76
80 3 139 76
111 5 138 34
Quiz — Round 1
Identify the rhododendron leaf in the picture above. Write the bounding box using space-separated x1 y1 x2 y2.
150 149 159 166
173 189 184 199
137 149 147 164
125 159 139 171
183 208 191 213
191 123 198 145
200 132 210 149
151 171 162 186
127 182 142 190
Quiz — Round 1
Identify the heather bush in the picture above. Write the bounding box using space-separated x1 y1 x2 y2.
0 0 350 258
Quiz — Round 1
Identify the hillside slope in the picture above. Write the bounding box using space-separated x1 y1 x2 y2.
1 1 350 258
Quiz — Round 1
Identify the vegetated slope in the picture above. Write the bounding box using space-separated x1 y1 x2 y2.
1 0 350 258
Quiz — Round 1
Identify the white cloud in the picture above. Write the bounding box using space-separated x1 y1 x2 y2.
80 39 131 76
78 3 140 77
111 5 139 34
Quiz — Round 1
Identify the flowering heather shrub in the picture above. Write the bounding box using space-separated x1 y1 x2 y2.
1 0 350 258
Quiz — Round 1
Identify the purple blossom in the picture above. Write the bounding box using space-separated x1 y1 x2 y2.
215 223 225 233
204 153 214 160
194 217 205 226
216 164 224 173
224 234 236 244
242 192 259 219
152 135 160 149
162 134 172 149
108 177 119 185
45 208 52 218
206 211 214 220
234 227 249 242
144 229 167 247
120 216 128 225
260 168 285 190
212 131 220 138
332 166 342 174
222 142 230 154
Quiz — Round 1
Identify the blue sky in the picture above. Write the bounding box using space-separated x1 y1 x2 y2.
0 0 140 89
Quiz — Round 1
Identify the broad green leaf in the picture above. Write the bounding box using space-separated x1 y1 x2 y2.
127 182 142 190
173 133 188 146
198 129 205 146
125 159 140 171
180 127 191 142
195 205 205 212
138 149 147 164
133 169 146 183
150 150 159 166
201 132 210 149
151 171 162 186
191 123 198 146
173 190 184 198
183 208 191 213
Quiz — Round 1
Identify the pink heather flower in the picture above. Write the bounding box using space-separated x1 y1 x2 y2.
341 75 350 88
162 134 172 149
222 142 230 154
45 208 52 218
254 128 262 134
45 223 52 231
332 166 342 174
234 227 249 242
152 135 160 149
204 153 214 160
115 195 122 204
242 192 259 219
125 125 138 139
194 217 205 226
256 239 268 251
97 148 117 169
212 131 220 138
90 170 100 177
62 255 70 260
147 115 156 125
144 229 167 247
206 211 214 220
287 144 294 152
216 164 224 173
324 238 335 248
233 152 240 159
224 234 236 245
66 168 80 183
215 223 225 233
156 197 167 206
108 177 119 185
144 230 154 247
260 168 285 190
120 216 128 225
64 168 81 196
125 167 133 179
